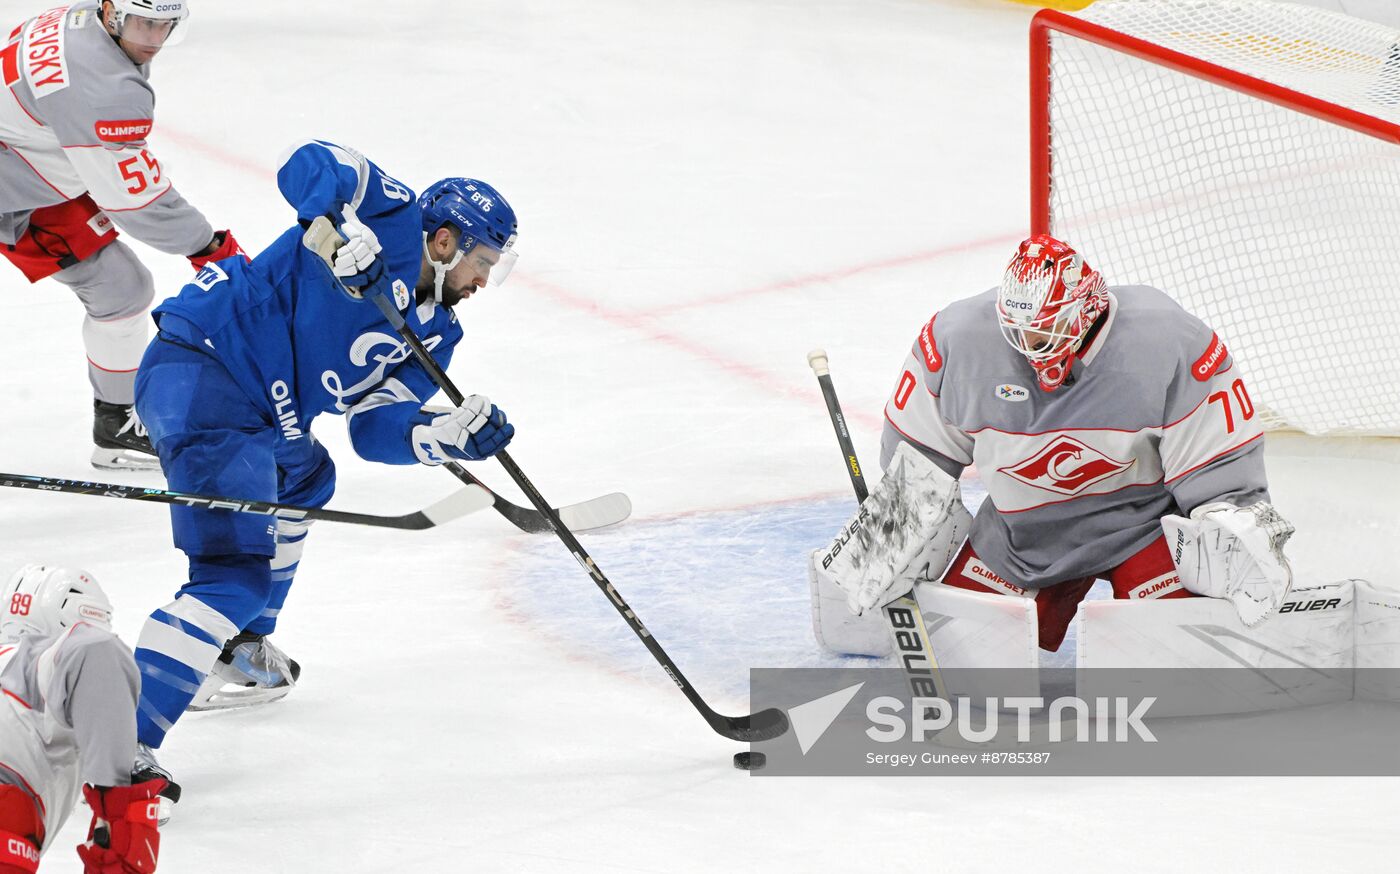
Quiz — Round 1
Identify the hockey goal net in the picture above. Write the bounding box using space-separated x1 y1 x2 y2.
1031 0 1400 435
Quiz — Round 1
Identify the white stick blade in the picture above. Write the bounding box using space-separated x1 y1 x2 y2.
422 485 495 525
557 492 632 531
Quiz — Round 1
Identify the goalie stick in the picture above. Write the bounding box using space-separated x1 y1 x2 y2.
0 472 492 530
806 349 950 705
313 221 788 742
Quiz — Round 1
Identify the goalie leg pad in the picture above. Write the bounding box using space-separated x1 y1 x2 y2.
809 549 892 656
940 542 1093 652
913 579 1039 701
1076 580 1354 716
1356 578 1400 701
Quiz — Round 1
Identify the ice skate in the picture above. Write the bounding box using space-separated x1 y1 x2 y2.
188 631 301 712
91 400 160 471
132 742 181 824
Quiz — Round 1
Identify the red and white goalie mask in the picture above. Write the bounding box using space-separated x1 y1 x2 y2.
995 234 1108 392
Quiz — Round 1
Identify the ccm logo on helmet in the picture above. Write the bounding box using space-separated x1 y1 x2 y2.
1192 333 1228 381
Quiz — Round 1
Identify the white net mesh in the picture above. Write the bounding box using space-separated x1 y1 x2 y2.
1042 0 1400 434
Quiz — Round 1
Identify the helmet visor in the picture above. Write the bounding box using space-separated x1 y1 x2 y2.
461 240 518 287
113 11 189 49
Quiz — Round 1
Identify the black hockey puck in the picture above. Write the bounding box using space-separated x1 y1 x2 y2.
733 751 766 771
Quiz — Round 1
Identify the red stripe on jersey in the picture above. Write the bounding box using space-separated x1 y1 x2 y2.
1165 432 1263 483
919 315 941 372
995 478 1167 515
2 689 30 710
1192 332 1228 381
883 410 936 453
85 357 138 374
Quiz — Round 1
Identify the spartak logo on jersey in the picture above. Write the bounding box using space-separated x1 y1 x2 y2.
919 315 941 372
1192 332 1228 382
999 435 1135 496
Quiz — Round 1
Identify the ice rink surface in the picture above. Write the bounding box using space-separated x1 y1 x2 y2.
1 0 1398 870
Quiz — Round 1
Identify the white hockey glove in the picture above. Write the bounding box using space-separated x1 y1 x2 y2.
411 395 514 465
812 442 973 616
332 204 382 278
1161 501 1295 627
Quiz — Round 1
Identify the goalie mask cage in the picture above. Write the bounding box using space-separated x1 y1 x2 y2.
1031 0 1400 435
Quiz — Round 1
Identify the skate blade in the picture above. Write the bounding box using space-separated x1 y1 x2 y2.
91 446 161 472
187 682 293 712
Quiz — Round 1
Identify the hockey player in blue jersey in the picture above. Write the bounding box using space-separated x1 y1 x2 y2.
128 140 519 794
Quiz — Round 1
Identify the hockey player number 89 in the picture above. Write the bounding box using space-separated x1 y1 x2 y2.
1207 379 1255 434
8 593 31 616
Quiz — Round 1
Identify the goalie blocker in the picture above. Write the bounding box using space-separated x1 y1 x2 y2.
809 443 972 656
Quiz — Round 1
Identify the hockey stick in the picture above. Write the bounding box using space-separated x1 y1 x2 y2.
439 460 631 534
0 472 492 530
806 349 949 704
300 218 629 535
347 270 788 742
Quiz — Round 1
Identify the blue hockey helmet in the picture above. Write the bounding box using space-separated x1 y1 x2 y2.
418 178 519 298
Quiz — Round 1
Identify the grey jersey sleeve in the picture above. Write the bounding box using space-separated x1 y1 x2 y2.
46 624 139 787
880 313 974 479
27 6 214 255
1159 318 1270 513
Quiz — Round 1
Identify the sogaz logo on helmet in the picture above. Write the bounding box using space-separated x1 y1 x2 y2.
996 384 1030 402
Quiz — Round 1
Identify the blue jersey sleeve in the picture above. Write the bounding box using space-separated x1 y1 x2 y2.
344 307 465 465
276 140 418 223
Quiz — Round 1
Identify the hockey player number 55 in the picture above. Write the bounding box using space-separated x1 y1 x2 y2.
117 150 163 195
1208 378 1255 434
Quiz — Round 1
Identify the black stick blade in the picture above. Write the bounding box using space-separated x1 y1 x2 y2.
712 707 790 742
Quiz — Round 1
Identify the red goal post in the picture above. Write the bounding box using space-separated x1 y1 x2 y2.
1029 0 1400 436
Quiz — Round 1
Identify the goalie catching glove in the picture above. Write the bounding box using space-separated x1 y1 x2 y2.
411 395 514 464
77 778 167 874
812 442 973 616
1161 501 1295 627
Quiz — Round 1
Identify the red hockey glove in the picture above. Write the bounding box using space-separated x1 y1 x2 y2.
76 779 166 874
188 230 246 270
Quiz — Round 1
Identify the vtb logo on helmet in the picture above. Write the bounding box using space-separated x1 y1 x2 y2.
995 234 1108 393
1 564 114 642
417 178 520 302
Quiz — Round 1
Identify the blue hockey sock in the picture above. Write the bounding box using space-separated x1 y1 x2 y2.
246 519 312 636
134 554 272 747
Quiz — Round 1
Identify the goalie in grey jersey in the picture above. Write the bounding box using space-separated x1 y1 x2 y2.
813 235 1296 655
0 565 168 873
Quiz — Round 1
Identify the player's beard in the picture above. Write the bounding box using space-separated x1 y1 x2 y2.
416 279 468 308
